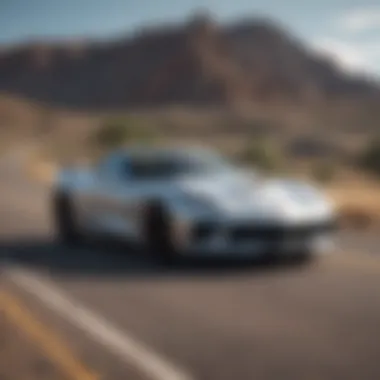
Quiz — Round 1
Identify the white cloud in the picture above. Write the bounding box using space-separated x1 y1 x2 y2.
337 6 380 33
309 37 380 76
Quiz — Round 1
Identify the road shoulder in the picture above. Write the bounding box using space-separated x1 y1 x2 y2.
0 275 152 380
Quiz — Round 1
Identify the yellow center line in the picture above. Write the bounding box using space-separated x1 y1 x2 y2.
0 290 99 380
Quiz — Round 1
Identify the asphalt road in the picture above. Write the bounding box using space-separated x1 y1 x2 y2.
1 161 380 380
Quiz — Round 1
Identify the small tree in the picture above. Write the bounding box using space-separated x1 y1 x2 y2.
241 139 284 173
358 137 380 177
310 160 336 184
91 116 155 150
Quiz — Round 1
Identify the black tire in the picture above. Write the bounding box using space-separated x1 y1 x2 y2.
143 202 179 265
286 248 315 266
52 191 82 246
297 249 315 264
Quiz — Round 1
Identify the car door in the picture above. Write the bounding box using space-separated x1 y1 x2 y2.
101 155 172 243
91 154 144 241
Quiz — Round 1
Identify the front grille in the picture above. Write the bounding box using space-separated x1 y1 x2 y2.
192 219 336 243
229 226 281 241
229 220 336 243
192 222 218 241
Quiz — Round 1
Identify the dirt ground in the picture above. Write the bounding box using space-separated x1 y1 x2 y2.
0 316 65 380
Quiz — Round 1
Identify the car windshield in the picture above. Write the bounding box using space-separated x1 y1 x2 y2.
128 149 234 179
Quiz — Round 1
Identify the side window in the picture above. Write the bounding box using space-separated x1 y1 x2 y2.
128 159 166 180
97 154 130 181
117 158 132 180
97 158 111 175
97 156 115 177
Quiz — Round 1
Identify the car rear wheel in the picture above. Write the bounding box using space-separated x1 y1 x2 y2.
53 191 82 245
144 202 179 265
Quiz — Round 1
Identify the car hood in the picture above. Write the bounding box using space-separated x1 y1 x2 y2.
176 171 334 222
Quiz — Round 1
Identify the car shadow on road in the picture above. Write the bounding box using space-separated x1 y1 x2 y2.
0 235 313 280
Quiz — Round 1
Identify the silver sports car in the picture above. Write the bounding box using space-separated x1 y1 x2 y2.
52 146 337 262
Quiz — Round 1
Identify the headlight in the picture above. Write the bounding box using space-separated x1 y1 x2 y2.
182 194 217 211
286 182 325 205
175 192 220 215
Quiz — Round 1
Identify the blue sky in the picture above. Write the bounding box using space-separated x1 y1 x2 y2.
1 0 380 75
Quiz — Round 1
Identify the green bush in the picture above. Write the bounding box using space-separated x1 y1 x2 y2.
359 137 380 176
310 161 336 184
240 139 283 173
91 116 155 150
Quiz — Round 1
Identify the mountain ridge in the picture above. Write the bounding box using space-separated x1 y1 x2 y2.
0 14 378 110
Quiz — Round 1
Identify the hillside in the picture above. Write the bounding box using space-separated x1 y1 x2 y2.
0 14 379 110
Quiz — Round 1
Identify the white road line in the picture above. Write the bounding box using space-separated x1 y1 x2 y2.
7 265 194 380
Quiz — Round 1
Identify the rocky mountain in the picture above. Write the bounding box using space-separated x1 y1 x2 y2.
0 14 378 109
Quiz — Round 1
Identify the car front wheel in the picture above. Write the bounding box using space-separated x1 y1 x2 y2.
143 202 180 265
286 248 315 266
53 191 82 246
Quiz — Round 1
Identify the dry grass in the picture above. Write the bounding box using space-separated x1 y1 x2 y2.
26 161 57 183
327 182 380 229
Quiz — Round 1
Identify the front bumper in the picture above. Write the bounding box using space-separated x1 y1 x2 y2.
178 218 337 258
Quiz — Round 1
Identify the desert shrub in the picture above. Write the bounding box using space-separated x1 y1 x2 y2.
310 161 336 184
240 139 284 173
247 118 278 137
287 136 337 159
37 108 55 135
91 116 155 150
358 137 380 176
